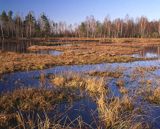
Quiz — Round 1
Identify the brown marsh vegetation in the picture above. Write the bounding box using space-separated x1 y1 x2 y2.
0 88 82 128
0 71 150 128
0 52 59 74
2 2 160 128
1 38 160 128
1 38 158 75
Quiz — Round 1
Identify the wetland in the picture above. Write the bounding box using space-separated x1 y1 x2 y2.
1 38 160 128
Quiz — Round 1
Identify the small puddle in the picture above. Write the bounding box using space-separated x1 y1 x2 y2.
33 50 62 56
132 46 160 58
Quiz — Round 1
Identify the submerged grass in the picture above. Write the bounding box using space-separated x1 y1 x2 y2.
51 73 151 128
52 73 107 96
1 38 160 128
141 86 160 105
0 70 158 128
0 88 80 114
0 87 82 128
87 71 123 78
96 93 141 129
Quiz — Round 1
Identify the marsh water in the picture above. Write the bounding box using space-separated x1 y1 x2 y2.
1 40 160 58
1 40 160 128
133 46 160 58
0 40 63 56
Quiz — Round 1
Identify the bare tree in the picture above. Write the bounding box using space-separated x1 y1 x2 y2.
138 16 148 38
158 20 160 37
103 15 111 38
14 14 24 38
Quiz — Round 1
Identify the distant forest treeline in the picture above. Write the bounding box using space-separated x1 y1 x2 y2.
1 10 160 39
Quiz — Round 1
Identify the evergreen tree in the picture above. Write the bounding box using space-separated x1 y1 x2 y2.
25 11 36 37
40 13 50 37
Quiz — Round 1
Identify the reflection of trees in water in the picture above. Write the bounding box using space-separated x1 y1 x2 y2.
0 40 33 53
139 46 160 58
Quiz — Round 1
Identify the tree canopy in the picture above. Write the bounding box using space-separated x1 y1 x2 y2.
1 10 160 38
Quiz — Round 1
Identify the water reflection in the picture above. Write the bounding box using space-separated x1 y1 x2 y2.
0 40 62 56
1 40 160 127
34 50 62 56
1 60 160 93
133 46 160 58
0 40 32 53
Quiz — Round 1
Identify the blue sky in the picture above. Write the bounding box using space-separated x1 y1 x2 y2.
0 0 160 24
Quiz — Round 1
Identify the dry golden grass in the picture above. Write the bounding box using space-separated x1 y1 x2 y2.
0 88 74 113
28 44 142 65
147 87 160 104
0 51 139 75
85 77 107 96
52 76 66 86
28 43 140 55
31 37 160 45
0 87 81 128
129 122 150 129
121 95 134 110
97 94 135 128
0 52 61 74
50 71 158 128
51 73 144 128
116 79 129 94
2 38 158 74
1 37 160 128
52 73 107 96
0 70 156 128
135 66 158 73
116 80 125 88
119 87 128 94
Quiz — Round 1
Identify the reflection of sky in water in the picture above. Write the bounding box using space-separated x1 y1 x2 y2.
132 53 159 58
1 59 160 93
0 56 160 127
34 50 62 56
1 60 160 127
2 42 160 127
132 46 160 58
0 41 63 56
145 53 158 58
